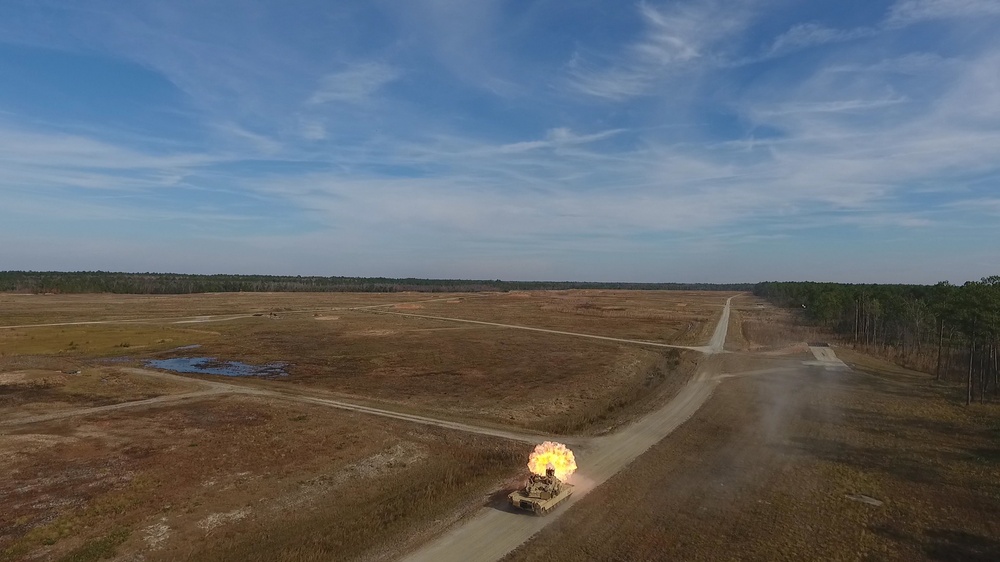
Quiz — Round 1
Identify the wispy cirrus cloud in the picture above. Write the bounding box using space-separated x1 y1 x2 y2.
766 23 878 57
491 128 625 154
566 0 757 100
0 127 217 173
765 0 1000 58
1 0 999 282
887 0 1000 26
307 62 400 105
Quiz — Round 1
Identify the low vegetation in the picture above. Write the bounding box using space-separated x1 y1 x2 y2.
506 344 1000 562
1 396 523 562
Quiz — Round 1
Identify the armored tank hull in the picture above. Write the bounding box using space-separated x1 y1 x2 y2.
508 483 574 516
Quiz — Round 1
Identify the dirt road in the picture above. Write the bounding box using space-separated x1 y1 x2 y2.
0 389 229 427
402 297 735 562
0 367 554 444
369 309 712 353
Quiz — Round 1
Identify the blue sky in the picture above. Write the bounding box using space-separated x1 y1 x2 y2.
1 0 998 283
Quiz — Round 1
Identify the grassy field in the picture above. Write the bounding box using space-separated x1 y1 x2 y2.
0 366 198 421
0 292 421 325
0 291 718 433
0 394 524 562
504 311 1000 562
0 289 732 561
409 290 728 345
727 297 828 352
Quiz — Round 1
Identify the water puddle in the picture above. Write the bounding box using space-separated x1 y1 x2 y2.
145 357 287 378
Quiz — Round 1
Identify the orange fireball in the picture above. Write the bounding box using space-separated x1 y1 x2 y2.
527 441 577 481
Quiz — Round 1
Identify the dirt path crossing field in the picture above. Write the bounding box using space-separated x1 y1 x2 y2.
402 297 736 562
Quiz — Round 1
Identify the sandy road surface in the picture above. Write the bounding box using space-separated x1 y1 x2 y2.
807 346 850 368
706 296 731 353
402 297 735 562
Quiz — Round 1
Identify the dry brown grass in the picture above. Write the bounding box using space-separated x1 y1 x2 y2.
0 366 197 421
0 292 419 325
0 291 728 433
505 334 1000 561
412 290 731 345
0 395 523 562
0 290 736 561
729 297 827 352
205 315 697 433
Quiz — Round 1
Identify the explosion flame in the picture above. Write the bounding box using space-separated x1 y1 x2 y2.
527 441 577 481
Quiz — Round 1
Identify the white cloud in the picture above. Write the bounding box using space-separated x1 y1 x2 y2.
0 127 216 172
307 62 400 105
493 128 624 154
0 0 998 282
887 0 1000 27
764 0 1000 61
566 0 756 100
767 23 877 56
752 97 908 117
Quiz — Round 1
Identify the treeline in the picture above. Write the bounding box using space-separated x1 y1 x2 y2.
755 278 1000 404
0 271 752 295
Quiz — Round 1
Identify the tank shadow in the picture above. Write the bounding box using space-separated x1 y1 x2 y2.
485 487 527 514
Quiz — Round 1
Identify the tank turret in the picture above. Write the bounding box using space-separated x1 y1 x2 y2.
508 466 575 515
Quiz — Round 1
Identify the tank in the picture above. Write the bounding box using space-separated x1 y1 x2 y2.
508 467 574 516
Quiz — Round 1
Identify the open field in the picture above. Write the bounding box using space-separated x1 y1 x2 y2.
1 394 524 562
0 290 727 561
0 292 439 326
406 290 729 345
0 366 199 422
0 291 710 434
6 290 991 561
504 306 1000 562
